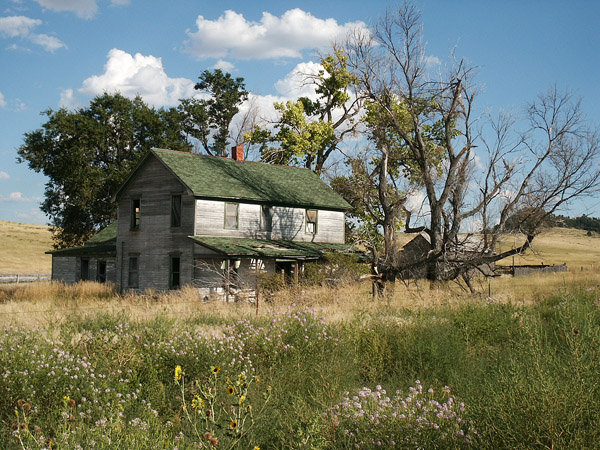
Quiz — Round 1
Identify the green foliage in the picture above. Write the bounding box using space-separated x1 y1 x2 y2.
179 69 248 157
245 50 361 174
303 252 368 286
17 93 190 248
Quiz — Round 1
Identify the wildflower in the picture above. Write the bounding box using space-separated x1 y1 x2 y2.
23 403 31 411
212 365 221 375
204 432 211 440
174 365 183 382
68 399 75 408
16 399 23 408
229 420 238 430
227 385 235 396
239 395 246 406
210 437 218 446
253 447 260 450
192 395 205 410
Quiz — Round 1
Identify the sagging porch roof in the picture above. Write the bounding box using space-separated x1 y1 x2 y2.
189 236 354 260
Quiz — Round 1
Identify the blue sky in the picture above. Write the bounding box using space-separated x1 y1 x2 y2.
1 0 599 224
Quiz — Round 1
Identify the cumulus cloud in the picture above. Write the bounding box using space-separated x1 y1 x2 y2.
213 59 234 72
32 0 129 19
59 88 79 108
0 92 6 108
0 192 43 202
424 55 441 68
0 171 9 180
79 48 196 107
0 15 66 52
185 8 367 60
274 61 322 98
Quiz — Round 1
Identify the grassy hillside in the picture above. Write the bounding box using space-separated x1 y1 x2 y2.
0 220 52 274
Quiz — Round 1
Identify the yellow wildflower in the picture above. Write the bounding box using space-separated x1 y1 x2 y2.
253 447 260 450
191 395 205 410
174 365 183 382
212 365 221 375
227 385 235 396
238 395 246 406
229 420 238 430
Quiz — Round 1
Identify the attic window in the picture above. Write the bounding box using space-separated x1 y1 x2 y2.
225 202 239 229
171 194 182 228
130 198 140 230
261 205 273 232
306 209 318 234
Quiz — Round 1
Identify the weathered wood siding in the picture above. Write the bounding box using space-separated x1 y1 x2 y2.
194 199 345 243
51 256 78 283
116 155 195 292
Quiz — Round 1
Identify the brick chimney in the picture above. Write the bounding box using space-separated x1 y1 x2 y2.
231 145 243 161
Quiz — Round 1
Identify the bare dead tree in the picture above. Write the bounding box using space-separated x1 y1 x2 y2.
342 2 600 284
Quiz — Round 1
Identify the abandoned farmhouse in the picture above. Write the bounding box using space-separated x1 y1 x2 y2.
48 147 352 295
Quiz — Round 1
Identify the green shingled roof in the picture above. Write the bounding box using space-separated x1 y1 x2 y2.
86 222 117 244
190 236 353 259
152 149 350 211
46 243 116 256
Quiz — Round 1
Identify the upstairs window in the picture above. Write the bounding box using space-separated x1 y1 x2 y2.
306 209 318 234
130 198 141 230
261 205 273 232
225 202 239 229
171 194 182 228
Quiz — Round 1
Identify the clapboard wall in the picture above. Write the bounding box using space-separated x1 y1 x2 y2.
116 155 195 292
194 199 345 243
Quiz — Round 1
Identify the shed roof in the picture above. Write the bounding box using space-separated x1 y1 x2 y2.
116 149 350 211
190 236 353 260
86 222 117 244
46 243 116 256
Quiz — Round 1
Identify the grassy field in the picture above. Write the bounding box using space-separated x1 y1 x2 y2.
0 220 52 274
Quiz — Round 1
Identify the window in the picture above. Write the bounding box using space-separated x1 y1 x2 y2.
306 209 318 234
97 260 107 283
171 194 182 228
128 257 139 288
261 205 273 232
170 256 181 290
80 258 89 281
225 202 239 229
130 199 141 230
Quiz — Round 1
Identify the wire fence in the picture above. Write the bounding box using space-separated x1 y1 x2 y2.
0 274 51 284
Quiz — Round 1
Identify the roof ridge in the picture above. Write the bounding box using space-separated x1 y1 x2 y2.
152 148 315 173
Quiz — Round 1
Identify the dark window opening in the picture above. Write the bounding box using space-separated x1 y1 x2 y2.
225 202 239 229
261 205 273 232
130 199 141 230
170 256 181 289
97 260 107 283
306 209 318 234
128 257 139 288
171 194 182 228
80 259 89 281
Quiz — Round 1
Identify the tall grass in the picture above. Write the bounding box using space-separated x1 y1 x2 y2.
1 280 599 448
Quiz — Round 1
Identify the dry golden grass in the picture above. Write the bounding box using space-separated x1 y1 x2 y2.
0 220 52 274
496 227 600 269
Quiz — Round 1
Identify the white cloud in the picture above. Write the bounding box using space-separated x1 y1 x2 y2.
59 88 78 108
0 192 43 202
0 15 66 52
0 92 6 108
424 55 441 68
29 32 66 51
0 171 9 180
274 61 322 98
33 0 98 19
0 15 41 37
213 60 234 72
79 48 196 107
185 8 367 60
15 208 47 224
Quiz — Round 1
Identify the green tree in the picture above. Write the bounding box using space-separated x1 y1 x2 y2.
18 93 190 248
246 51 363 174
179 69 249 157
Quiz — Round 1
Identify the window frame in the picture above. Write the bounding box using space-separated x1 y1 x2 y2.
96 260 107 283
305 209 318 234
169 256 181 290
130 198 141 230
260 205 273 232
128 256 139 288
80 258 89 281
224 202 239 229
171 194 182 228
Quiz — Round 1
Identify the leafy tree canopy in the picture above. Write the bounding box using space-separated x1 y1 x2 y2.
18 92 190 248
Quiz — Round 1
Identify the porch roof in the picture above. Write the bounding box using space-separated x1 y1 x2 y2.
189 236 353 260
46 243 116 257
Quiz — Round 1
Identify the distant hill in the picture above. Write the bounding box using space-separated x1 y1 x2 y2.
0 220 52 274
